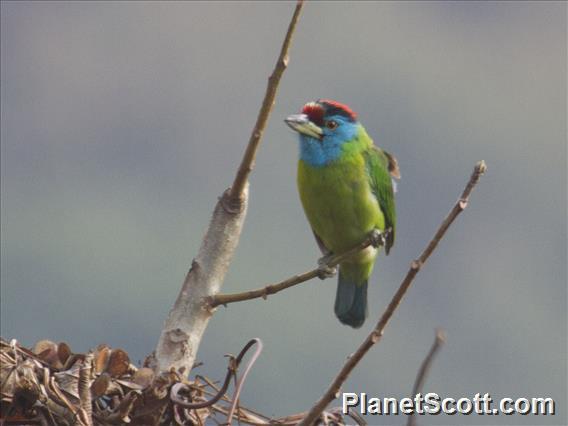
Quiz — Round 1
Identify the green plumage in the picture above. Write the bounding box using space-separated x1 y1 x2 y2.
297 125 398 328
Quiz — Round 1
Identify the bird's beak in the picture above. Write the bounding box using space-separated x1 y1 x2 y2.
284 114 323 140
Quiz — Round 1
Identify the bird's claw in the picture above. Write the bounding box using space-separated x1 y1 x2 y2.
317 254 337 280
317 264 337 280
369 228 388 248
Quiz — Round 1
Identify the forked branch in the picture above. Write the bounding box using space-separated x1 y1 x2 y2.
298 161 487 426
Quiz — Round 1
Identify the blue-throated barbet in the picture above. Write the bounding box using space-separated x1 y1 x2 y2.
285 100 399 328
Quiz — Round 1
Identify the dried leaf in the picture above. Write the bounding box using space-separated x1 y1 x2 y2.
131 367 154 389
33 340 60 367
33 339 56 355
91 373 110 399
94 346 110 374
115 379 144 391
106 349 130 378
57 342 72 365
54 363 80 401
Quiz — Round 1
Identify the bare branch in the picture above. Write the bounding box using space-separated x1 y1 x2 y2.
153 2 304 374
228 0 305 204
407 329 446 426
207 231 383 308
297 161 487 426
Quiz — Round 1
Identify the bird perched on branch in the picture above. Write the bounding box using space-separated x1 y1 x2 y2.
285 100 399 328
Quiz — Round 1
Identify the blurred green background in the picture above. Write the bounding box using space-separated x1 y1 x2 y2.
1 2 566 424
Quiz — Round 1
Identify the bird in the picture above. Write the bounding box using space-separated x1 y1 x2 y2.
285 99 399 328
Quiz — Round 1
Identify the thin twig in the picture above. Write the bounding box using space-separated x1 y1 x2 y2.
297 160 487 426
226 339 264 424
207 233 381 308
407 329 446 426
228 0 305 205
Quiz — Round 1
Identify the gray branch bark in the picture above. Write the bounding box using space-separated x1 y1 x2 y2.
154 189 249 373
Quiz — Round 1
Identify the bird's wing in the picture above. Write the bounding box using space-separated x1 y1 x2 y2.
364 146 399 255
312 230 332 256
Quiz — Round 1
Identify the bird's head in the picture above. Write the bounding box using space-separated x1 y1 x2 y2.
285 99 361 167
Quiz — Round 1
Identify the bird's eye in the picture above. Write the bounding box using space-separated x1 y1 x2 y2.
326 120 338 130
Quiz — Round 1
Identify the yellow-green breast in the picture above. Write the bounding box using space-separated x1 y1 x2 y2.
297 150 385 268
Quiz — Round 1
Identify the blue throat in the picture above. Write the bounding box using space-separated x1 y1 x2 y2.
299 118 359 167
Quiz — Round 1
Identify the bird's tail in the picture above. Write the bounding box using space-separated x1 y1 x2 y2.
334 268 368 329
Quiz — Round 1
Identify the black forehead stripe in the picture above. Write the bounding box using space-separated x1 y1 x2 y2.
320 101 357 122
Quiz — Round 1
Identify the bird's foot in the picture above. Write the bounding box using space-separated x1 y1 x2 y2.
317 254 337 280
369 228 388 248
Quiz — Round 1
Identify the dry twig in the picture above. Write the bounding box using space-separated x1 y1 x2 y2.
407 328 446 426
225 339 264 424
298 161 487 426
169 339 262 411
228 0 305 204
